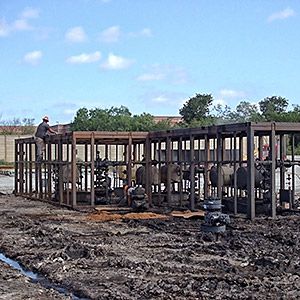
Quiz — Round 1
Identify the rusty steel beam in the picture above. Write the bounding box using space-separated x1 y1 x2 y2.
247 124 255 220
270 123 276 218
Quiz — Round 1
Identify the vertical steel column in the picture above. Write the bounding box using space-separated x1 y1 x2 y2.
127 134 132 187
66 141 70 206
158 139 162 205
90 133 95 206
84 144 88 191
238 135 244 200
190 135 195 210
291 134 295 208
72 135 77 207
270 124 276 218
46 142 52 200
279 134 285 190
233 133 238 215
258 135 264 161
258 135 264 200
24 143 28 195
19 142 24 195
217 132 223 200
145 136 152 205
247 124 255 220
178 137 183 206
239 135 244 165
58 138 63 205
166 137 172 205
105 143 110 200
29 142 33 196
204 135 209 199
14 140 19 195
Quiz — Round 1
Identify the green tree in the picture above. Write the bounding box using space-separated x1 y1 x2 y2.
132 113 156 131
0 117 35 135
228 101 262 123
259 96 288 121
70 108 91 131
70 106 174 132
179 93 214 125
212 104 232 124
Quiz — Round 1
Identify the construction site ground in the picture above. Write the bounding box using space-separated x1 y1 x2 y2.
0 176 300 299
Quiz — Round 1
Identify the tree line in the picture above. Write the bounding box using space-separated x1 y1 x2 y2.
0 118 35 135
71 94 300 131
1 94 299 134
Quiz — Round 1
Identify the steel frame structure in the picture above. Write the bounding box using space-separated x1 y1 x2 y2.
15 122 300 219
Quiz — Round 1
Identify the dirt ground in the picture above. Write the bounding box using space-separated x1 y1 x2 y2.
0 192 299 300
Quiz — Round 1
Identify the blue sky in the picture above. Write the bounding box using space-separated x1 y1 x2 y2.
0 0 300 125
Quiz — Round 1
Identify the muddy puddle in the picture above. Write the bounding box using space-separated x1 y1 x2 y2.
0 251 89 299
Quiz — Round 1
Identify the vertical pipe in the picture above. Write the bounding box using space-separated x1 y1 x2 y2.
247 124 255 220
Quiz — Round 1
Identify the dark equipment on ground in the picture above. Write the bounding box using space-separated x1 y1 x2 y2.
128 186 149 211
201 197 230 233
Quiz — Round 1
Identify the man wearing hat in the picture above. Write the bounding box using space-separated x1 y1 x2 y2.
34 116 57 162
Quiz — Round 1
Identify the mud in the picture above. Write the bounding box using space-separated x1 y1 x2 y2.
0 194 300 299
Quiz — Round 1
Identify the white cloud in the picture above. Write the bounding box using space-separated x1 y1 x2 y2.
23 50 42 65
144 91 187 110
65 26 87 43
213 98 227 107
21 7 40 19
64 109 77 115
136 64 188 84
129 28 153 38
100 26 121 43
0 19 10 37
136 72 165 81
12 19 32 31
140 28 152 37
0 7 39 38
152 95 169 103
101 53 134 70
268 7 295 22
219 89 245 98
66 51 101 64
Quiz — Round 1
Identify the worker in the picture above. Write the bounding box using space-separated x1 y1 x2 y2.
34 116 57 162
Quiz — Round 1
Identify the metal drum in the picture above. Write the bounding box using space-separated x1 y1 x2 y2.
236 166 264 190
209 166 234 187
